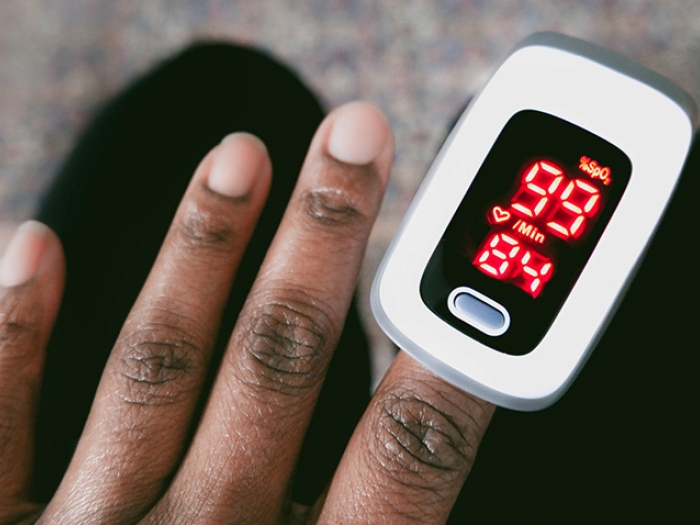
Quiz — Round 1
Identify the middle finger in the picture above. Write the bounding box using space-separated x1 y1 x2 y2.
152 102 393 524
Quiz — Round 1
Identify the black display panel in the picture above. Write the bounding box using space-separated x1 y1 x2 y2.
420 110 632 355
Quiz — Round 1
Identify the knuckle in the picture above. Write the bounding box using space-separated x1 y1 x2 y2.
371 385 473 490
0 294 41 364
174 202 237 253
0 320 36 361
114 315 203 407
301 187 368 229
237 289 335 396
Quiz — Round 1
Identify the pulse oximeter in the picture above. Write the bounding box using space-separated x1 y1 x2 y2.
371 33 696 411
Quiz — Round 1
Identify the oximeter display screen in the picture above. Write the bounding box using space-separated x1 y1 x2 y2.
420 110 631 355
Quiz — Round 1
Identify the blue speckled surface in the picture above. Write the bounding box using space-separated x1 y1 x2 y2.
2 0 698 373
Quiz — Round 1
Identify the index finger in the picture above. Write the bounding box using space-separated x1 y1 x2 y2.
317 351 494 524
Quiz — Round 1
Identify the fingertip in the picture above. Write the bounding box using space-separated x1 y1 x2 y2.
0 221 58 288
326 101 393 176
208 132 272 198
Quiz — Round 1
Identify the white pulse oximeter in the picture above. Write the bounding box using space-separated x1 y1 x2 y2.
371 33 696 411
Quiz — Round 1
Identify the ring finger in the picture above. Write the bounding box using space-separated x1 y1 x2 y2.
41 133 272 524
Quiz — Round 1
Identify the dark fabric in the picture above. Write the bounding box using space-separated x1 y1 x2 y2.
34 42 371 506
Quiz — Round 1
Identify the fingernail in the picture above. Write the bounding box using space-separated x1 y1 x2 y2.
208 133 268 197
326 101 390 166
0 221 52 287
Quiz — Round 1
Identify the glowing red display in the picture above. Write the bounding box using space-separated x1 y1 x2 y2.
474 232 554 297
473 159 604 298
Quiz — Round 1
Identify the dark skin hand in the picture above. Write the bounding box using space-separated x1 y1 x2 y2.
0 101 494 524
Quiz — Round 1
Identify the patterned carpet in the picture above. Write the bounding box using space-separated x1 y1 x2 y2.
2 0 699 377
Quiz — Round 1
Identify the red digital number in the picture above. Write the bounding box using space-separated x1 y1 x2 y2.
474 233 520 279
473 233 554 298
546 179 601 240
511 161 564 219
511 160 601 241
513 249 553 298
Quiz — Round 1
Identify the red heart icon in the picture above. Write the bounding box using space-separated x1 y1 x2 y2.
490 206 511 224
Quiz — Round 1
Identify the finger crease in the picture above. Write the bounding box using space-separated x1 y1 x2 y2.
303 187 366 227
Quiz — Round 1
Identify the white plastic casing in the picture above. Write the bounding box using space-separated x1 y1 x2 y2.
371 33 696 411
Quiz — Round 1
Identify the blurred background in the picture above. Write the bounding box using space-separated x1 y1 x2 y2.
2 0 699 377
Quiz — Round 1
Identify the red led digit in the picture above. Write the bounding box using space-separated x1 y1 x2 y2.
474 233 520 278
511 161 564 219
514 250 554 298
546 179 601 240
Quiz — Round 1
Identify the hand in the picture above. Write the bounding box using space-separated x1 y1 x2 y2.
0 102 494 524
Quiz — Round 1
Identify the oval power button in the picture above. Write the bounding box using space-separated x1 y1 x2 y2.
447 287 510 336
